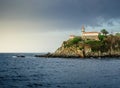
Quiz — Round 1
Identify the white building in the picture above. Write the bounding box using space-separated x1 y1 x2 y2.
81 25 100 40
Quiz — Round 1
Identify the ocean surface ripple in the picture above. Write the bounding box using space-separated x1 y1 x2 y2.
0 53 120 88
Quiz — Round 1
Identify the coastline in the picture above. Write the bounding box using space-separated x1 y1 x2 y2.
34 53 120 59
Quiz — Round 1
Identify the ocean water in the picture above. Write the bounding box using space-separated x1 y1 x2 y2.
0 53 120 88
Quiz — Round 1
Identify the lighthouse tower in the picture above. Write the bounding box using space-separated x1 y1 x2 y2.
81 25 85 37
81 25 85 33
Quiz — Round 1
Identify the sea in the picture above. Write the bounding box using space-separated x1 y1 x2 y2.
0 53 120 88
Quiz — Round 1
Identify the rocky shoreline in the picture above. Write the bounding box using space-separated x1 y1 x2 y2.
34 53 120 58
35 35 120 59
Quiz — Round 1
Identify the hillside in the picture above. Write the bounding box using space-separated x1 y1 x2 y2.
52 35 120 58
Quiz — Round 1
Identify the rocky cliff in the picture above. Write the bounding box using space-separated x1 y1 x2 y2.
35 35 120 58
52 35 120 58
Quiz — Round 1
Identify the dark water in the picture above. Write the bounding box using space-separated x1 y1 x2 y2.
0 53 120 88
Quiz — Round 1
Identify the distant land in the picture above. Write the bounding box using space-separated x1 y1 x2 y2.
35 26 120 58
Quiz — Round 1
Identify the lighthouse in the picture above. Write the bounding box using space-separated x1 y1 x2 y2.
81 25 85 38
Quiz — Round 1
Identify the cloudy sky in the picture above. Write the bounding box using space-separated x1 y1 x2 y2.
0 0 120 52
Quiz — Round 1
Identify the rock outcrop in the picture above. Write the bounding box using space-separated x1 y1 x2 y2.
35 35 120 58
52 35 120 58
52 43 90 58
52 43 120 58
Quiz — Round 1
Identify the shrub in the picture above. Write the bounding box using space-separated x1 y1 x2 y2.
64 37 82 47
70 37 82 44
98 34 106 41
115 33 120 36
85 40 103 52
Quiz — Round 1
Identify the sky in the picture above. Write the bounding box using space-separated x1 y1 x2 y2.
0 0 120 53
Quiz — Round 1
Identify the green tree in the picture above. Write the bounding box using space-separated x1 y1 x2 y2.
98 34 106 41
101 29 109 35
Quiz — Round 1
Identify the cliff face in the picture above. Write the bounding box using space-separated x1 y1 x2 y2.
53 35 120 58
53 40 93 58
54 43 84 57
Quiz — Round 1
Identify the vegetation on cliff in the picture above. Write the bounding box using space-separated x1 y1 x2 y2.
116 33 120 36
53 33 120 58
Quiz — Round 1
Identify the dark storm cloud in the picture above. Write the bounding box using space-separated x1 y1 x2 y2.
0 0 120 30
